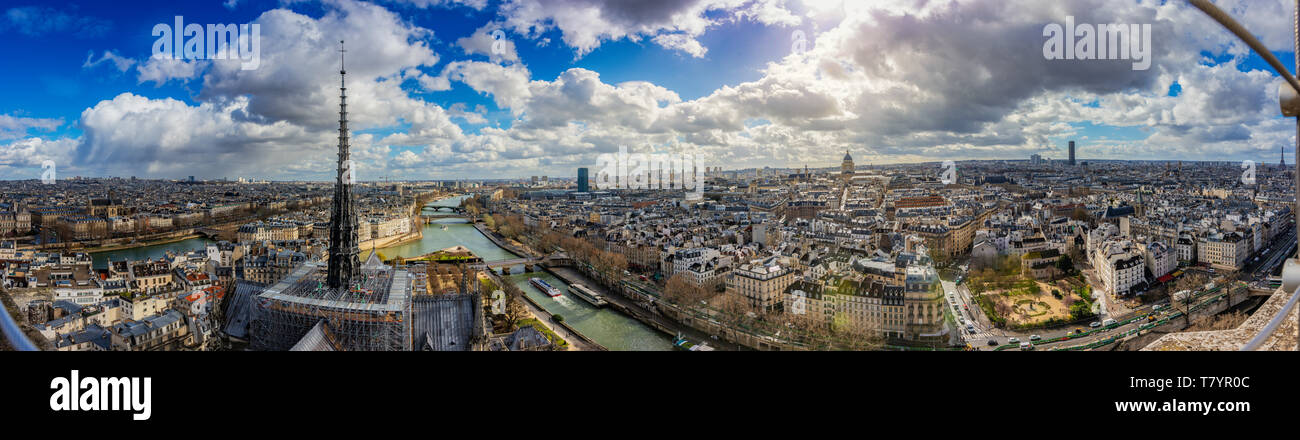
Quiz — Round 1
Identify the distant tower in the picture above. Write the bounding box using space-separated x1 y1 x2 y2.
327 40 361 290
841 150 854 176
577 167 589 192
1283 144 1287 168
1068 141 1076 166
1135 189 1144 217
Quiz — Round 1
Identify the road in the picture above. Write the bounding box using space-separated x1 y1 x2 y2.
943 279 1001 348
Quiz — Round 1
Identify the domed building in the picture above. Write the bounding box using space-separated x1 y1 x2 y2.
841 150 855 179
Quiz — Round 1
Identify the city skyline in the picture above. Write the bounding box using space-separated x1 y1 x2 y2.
2 0 1300 181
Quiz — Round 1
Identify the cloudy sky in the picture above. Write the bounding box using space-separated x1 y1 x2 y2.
0 0 1298 181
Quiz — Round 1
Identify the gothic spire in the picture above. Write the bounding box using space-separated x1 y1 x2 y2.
327 39 361 289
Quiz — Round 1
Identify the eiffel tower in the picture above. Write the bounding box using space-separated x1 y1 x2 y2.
327 40 361 289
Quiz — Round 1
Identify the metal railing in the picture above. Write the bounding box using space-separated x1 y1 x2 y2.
1188 0 1300 351
0 295 39 351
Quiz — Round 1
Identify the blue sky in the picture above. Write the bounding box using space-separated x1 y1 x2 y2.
1 0 789 140
1 0 1298 180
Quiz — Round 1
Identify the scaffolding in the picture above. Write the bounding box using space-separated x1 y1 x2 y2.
249 262 412 351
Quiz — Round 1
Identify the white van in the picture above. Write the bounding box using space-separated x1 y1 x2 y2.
1102 318 1117 327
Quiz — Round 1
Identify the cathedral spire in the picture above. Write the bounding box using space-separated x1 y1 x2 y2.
327 39 361 289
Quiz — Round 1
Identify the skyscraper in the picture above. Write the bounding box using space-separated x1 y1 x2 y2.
327 40 361 290
577 167 589 192
1068 141 1076 166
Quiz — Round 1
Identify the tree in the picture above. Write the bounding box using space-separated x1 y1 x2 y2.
500 283 529 331
665 274 708 305
1055 254 1074 276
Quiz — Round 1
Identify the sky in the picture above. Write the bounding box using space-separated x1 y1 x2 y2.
1 0 1299 181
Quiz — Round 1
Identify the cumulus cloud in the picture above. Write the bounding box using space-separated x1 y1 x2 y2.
60 0 462 179
136 55 207 85
0 137 78 179
456 22 521 63
0 114 62 140
10 0 1300 180
496 0 797 57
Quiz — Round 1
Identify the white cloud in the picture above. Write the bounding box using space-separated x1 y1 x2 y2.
456 22 521 63
82 50 135 73
651 33 707 58
0 114 61 140
136 54 207 85
496 0 792 57
14 0 1300 180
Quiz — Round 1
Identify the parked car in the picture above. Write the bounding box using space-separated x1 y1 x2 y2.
986 339 998 346
1029 334 1042 341
1089 321 1101 328
1008 337 1020 344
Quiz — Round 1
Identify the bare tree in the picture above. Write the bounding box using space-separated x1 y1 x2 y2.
499 283 529 332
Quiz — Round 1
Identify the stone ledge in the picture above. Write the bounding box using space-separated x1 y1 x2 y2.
1142 287 1297 351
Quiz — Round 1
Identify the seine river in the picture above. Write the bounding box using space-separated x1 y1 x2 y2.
381 195 673 351
90 237 215 269
89 195 673 350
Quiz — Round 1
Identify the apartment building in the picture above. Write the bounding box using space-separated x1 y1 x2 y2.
726 256 795 311
1197 230 1248 271
1093 240 1145 297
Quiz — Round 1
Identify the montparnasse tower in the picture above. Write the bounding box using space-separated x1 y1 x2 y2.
327 40 361 289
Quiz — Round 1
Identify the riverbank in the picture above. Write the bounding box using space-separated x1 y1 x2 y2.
85 233 207 254
517 288 606 351
480 269 605 351
472 223 533 258
366 228 424 255
398 196 671 350
546 266 739 351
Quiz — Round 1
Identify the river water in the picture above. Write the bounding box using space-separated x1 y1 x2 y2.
377 195 673 351
90 237 215 269
83 195 673 350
